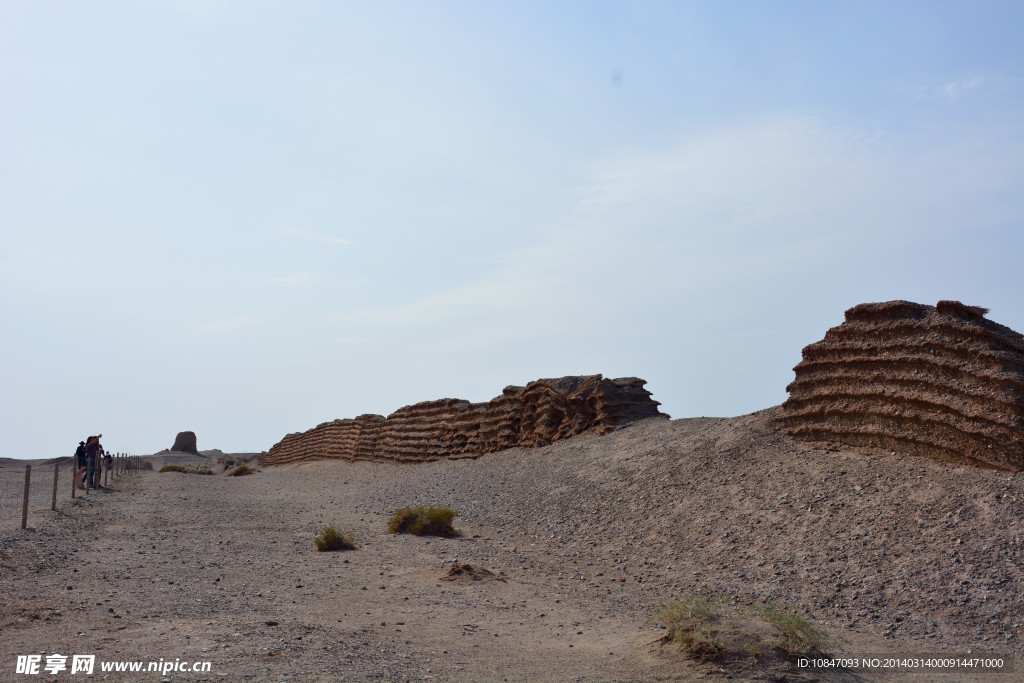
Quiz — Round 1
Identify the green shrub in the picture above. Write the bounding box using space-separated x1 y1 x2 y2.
159 465 187 473
227 465 253 477
752 603 845 656
386 506 460 537
649 595 728 661
649 596 844 662
314 526 357 551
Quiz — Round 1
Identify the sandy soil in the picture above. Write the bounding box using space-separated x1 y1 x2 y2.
2 408 1022 681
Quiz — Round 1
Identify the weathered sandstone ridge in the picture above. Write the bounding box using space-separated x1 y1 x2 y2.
259 375 665 466
780 300 1024 470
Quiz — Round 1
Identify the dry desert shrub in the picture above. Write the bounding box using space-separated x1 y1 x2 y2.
748 603 845 656
155 464 209 475
386 506 460 537
227 465 254 477
649 595 844 662
158 465 211 475
649 595 728 660
314 526 357 551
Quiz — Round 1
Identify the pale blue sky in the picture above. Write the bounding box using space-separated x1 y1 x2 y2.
2 1 1022 457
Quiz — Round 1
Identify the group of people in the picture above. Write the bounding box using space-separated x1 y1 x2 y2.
74 435 108 489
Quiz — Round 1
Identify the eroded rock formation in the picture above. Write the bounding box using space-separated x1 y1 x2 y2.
260 375 665 466
171 431 199 454
780 300 1024 470
263 415 385 467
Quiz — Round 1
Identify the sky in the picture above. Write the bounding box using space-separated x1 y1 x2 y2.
1 1 1022 458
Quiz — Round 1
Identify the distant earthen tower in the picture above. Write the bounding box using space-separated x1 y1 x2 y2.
780 300 1024 470
171 431 199 454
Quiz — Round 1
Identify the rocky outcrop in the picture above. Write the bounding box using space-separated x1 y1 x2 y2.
779 300 1024 470
260 375 665 466
171 431 199 454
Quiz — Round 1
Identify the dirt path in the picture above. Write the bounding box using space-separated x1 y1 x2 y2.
2 457 688 681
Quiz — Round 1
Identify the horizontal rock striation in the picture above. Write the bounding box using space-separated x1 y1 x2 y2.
261 414 386 466
780 300 1024 470
374 399 486 462
260 375 665 466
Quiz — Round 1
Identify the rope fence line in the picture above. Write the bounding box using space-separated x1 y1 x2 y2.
0 454 145 530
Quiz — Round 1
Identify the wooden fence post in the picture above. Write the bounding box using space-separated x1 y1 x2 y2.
21 465 31 529
51 460 60 511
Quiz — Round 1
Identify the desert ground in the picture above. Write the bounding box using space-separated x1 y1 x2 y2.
2 408 1022 681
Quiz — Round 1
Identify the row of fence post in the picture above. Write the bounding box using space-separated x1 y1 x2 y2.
15 453 143 530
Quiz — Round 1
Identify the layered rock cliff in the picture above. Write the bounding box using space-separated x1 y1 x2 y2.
260 375 665 466
780 300 1024 470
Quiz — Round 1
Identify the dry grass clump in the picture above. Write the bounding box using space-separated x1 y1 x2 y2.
750 603 844 656
649 595 728 660
227 465 254 477
649 595 844 663
158 465 212 475
314 526 357 551
386 506 460 537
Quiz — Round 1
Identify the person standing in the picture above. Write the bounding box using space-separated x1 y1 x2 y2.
86 435 102 488
75 441 88 490
93 434 104 487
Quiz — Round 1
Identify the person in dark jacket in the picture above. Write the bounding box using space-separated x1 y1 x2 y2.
75 441 88 489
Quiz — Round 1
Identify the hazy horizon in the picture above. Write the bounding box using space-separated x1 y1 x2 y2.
2 1 1022 458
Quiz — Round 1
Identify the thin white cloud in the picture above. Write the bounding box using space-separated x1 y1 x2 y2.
325 264 551 329
331 335 374 345
941 76 986 100
172 0 230 27
271 272 313 285
322 113 1023 357
197 314 269 335
895 74 1021 102
272 225 351 246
